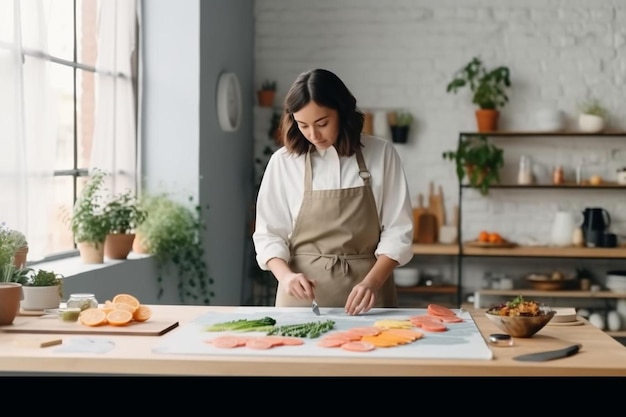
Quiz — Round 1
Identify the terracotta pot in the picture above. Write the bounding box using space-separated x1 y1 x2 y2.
475 109 499 132
257 90 275 108
21 285 61 311
105 233 135 260
77 241 105 264
0 283 23 325
132 232 150 254
13 246 28 269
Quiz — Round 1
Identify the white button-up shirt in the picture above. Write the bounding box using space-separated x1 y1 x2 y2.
253 135 414 270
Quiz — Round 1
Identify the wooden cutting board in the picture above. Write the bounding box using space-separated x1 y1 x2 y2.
1 315 179 336
416 212 438 243
412 193 428 242
428 181 446 232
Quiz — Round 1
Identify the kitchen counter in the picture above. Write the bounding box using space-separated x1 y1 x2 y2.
1 304 625 376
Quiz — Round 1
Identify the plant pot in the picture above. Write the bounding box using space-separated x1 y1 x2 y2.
77 241 105 264
0 283 23 325
475 109 499 132
257 90 276 108
390 126 410 143
13 246 28 269
105 233 136 260
21 285 61 311
132 232 150 254
578 113 605 133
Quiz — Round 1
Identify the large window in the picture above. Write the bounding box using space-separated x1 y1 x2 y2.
0 0 138 261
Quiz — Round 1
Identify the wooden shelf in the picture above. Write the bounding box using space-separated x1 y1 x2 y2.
397 284 457 294
462 183 626 189
411 243 459 255
475 289 626 299
460 130 626 137
462 245 626 259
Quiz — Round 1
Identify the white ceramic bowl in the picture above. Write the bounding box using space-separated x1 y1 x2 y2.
394 268 420 287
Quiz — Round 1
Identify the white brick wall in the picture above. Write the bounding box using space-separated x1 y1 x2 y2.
253 0 626 298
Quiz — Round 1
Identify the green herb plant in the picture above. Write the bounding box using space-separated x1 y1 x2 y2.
442 134 504 196
65 169 110 247
104 190 147 234
446 57 511 110
0 223 28 282
25 269 64 297
579 98 608 118
135 193 214 304
260 80 277 91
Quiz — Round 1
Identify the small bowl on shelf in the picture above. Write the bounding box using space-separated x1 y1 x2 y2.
394 268 420 287
485 307 555 338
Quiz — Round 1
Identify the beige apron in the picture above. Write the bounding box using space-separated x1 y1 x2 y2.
275 146 398 308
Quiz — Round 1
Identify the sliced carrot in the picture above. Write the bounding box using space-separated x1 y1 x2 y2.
439 315 464 323
245 338 274 350
317 338 346 348
211 337 242 349
427 304 456 317
341 341 376 352
279 336 305 346
323 331 362 342
361 335 397 347
420 322 448 332
346 326 382 336
385 328 424 341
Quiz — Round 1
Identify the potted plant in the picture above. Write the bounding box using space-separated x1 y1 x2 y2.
134 193 214 304
257 80 277 108
387 111 413 143
446 57 512 132
578 98 608 133
0 223 28 270
442 135 504 196
103 190 147 260
20 269 63 311
65 169 111 264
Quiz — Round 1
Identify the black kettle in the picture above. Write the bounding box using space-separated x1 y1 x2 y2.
582 207 611 247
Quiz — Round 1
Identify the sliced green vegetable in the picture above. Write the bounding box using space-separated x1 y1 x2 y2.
204 316 277 332
267 320 335 338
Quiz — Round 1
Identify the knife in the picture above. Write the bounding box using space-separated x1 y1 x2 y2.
513 344 582 362
311 299 320 316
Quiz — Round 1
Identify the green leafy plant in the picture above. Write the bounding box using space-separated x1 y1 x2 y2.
260 80 277 91
65 169 110 246
579 99 608 118
0 224 28 282
446 57 511 110
387 110 413 127
442 135 504 195
25 269 64 297
135 193 214 304
104 190 147 234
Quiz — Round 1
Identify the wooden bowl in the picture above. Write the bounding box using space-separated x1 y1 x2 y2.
526 274 576 291
485 310 556 338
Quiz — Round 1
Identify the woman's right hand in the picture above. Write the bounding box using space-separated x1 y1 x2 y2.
282 272 316 300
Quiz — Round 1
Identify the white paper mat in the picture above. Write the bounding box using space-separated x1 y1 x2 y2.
152 307 493 360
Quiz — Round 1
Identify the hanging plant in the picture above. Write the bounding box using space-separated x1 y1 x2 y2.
135 193 214 304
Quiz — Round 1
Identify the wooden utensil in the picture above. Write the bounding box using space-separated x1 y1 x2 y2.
417 212 438 244
412 193 427 242
428 182 446 232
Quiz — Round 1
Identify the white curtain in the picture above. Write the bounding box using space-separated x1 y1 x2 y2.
0 0 57 262
90 0 138 196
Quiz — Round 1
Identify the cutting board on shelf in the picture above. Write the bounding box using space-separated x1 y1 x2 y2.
412 193 427 242
1 315 179 336
428 181 446 232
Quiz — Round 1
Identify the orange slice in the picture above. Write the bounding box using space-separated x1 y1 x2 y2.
106 310 133 326
79 308 107 327
132 304 152 322
112 302 136 314
112 294 140 312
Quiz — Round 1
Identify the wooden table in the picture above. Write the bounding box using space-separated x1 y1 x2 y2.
0 304 625 376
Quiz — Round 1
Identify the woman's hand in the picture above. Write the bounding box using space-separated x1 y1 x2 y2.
345 282 376 315
282 272 316 300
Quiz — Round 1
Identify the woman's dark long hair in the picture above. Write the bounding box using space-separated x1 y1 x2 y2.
279 69 364 156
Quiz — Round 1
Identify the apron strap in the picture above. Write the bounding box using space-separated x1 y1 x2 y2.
304 146 314 192
295 252 374 276
355 147 371 186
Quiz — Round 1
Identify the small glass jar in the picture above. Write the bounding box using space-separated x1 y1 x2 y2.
617 167 626 185
517 155 533 185
66 293 98 311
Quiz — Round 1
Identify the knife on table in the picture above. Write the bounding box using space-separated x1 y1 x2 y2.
513 344 582 362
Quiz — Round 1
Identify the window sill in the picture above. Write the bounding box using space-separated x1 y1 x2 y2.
32 252 153 279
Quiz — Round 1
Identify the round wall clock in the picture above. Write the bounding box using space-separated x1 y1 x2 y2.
216 72 242 132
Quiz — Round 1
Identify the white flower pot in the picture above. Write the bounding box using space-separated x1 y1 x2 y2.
578 113 605 133
21 286 61 311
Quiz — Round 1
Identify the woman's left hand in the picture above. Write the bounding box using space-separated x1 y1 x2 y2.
345 283 376 315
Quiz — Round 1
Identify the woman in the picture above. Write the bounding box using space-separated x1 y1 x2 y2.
253 69 414 315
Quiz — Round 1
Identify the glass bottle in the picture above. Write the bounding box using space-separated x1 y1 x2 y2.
552 165 564 184
517 155 533 185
